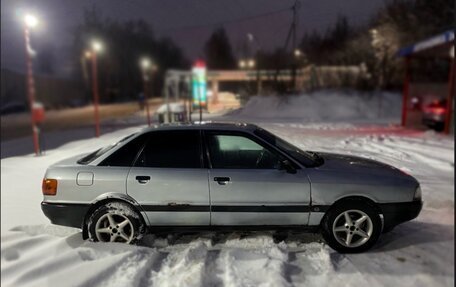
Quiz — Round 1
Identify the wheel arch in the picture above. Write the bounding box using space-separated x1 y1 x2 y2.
82 193 149 239
330 195 382 214
321 195 384 232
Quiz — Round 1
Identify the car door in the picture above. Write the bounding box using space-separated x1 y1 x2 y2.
204 130 311 226
126 130 210 226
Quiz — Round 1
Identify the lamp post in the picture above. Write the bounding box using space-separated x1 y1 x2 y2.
23 13 40 155
89 40 102 137
140 57 157 126
239 58 255 94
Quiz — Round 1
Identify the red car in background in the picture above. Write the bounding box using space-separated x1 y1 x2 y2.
422 99 447 131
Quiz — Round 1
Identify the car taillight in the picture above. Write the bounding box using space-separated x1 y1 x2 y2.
431 107 446 115
42 179 58 196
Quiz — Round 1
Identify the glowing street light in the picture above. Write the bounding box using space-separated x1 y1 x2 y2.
91 40 103 53
140 58 151 70
247 59 255 68
84 50 92 59
294 49 302 58
24 14 38 28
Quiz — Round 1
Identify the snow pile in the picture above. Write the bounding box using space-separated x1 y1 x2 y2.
231 90 401 121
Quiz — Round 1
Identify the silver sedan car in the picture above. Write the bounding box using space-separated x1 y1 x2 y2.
41 122 422 253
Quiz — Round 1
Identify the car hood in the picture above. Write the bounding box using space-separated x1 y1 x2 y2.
315 152 413 179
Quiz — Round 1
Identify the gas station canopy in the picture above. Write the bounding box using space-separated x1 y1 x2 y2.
397 30 454 58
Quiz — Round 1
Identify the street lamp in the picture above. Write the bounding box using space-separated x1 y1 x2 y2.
239 60 246 69
84 50 92 59
22 13 41 155
294 48 302 58
24 14 38 28
91 40 103 53
88 39 103 137
247 59 255 68
140 57 156 126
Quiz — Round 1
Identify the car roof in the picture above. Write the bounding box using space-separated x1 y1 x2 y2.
140 121 259 133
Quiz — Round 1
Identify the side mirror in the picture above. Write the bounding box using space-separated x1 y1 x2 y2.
278 159 297 174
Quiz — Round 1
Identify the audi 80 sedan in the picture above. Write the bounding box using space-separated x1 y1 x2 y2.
41 122 422 253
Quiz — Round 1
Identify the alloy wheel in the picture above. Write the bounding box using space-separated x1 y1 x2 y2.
332 209 373 248
94 213 134 243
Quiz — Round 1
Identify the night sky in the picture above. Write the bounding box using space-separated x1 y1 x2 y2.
1 0 385 76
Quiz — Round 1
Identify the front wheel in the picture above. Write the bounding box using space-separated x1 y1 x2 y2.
87 202 145 244
321 200 382 253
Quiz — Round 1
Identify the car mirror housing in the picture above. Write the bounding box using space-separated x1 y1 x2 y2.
279 159 297 174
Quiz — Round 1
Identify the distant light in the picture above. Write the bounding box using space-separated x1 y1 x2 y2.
294 49 302 57
239 60 246 69
91 40 103 52
450 46 454 59
194 59 206 68
84 50 92 59
24 14 38 28
140 57 151 70
247 59 255 68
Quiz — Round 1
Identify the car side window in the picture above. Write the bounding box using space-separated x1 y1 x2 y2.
207 133 281 169
135 130 202 168
99 134 148 167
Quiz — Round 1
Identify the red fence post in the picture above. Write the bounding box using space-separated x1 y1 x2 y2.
24 27 41 155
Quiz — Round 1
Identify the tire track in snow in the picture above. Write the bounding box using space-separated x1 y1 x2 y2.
95 248 162 287
148 241 210 287
215 243 291 287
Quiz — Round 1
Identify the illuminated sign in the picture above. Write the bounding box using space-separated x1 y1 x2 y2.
192 60 207 108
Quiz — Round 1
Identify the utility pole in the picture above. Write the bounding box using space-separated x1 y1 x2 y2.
291 0 300 91
274 0 300 92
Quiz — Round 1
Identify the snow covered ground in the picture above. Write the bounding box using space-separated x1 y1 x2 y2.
1 91 454 286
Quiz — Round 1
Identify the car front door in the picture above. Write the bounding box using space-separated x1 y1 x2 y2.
205 131 311 226
126 130 210 226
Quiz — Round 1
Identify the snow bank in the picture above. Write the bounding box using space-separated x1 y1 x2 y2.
231 90 401 122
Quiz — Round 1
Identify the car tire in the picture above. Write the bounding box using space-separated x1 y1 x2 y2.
87 201 145 244
321 200 382 253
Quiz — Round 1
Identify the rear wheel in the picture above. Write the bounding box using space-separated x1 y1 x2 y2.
321 200 382 253
88 202 145 244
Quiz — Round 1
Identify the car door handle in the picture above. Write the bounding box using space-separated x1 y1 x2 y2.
214 177 230 185
136 176 150 184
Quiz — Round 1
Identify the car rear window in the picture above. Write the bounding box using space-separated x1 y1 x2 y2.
77 133 137 165
99 134 148 167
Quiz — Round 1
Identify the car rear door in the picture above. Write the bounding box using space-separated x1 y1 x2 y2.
204 130 311 226
126 130 210 226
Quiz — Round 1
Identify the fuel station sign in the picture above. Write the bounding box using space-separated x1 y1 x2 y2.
192 60 207 109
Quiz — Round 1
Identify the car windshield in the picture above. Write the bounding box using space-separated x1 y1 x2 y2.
77 133 137 164
254 128 322 167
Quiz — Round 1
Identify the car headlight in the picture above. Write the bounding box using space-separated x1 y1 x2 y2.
413 186 422 201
